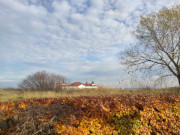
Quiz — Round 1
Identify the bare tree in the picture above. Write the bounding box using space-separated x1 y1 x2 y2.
18 71 66 91
119 5 180 86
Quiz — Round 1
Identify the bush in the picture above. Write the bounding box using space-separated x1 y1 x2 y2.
18 71 67 91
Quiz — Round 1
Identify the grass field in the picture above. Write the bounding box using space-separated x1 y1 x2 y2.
0 87 180 102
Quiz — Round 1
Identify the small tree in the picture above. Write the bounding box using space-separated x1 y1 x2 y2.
18 71 66 91
119 5 180 86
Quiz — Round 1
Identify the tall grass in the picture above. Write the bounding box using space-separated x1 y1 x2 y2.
0 87 179 102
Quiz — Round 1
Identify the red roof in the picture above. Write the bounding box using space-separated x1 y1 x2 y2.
71 82 83 86
84 83 91 86
70 82 97 87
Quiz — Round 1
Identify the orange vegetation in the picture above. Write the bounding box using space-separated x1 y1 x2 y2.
0 94 179 134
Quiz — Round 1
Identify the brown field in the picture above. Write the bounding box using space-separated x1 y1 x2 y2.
0 92 179 134
0 87 180 102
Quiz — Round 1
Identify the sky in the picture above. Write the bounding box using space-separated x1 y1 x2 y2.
0 0 180 88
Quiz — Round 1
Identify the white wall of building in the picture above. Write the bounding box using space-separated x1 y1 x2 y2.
84 86 98 89
78 84 86 89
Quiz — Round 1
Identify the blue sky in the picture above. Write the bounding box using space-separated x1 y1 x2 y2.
0 0 179 88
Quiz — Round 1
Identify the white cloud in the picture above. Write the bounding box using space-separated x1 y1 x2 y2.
0 0 180 87
0 79 15 83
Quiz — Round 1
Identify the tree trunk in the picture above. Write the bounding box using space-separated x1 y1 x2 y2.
177 76 180 93
178 76 180 87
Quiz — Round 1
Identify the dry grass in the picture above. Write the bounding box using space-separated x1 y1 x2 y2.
0 87 179 102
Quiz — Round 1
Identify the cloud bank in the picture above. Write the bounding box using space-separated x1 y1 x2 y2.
0 0 179 88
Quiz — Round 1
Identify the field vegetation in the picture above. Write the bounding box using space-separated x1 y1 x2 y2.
0 90 179 134
0 87 180 134
0 87 180 102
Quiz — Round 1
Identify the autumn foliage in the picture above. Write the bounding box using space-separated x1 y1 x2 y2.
0 94 179 134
